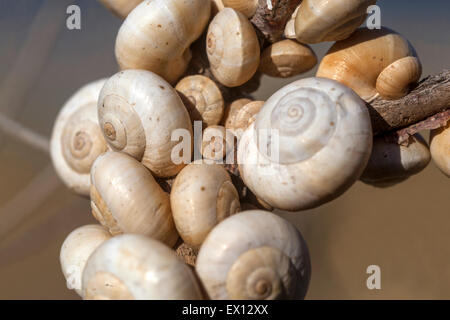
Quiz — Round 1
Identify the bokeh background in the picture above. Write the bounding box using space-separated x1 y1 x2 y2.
0 0 449 299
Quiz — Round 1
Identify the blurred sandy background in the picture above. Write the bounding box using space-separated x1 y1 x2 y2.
0 0 449 299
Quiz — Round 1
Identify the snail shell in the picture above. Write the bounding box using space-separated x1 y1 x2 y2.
60 225 111 296
259 40 317 78
98 70 192 178
238 77 373 211
360 134 431 187
50 79 108 196
196 210 311 300
200 125 236 161
98 0 142 19
115 0 211 84
176 75 224 127
82 234 204 300
317 28 422 102
430 123 450 177
294 0 377 44
206 8 260 87
222 0 258 18
170 163 240 248
90 151 178 247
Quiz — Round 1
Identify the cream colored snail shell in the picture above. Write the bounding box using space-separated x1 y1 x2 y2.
60 224 111 296
295 0 377 44
50 79 108 196
98 70 192 178
360 134 431 187
317 28 422 102
98 0 142 19
238 77 373 211
227 101 264 139
207 8 260 87
170 163 240 249
200 125 236 161
430 123 450 177
82 234 204 300
176 75 224 127
196 210 311 300
115 0 211 84
222 0 258 18
90 151 179 247
259 40 317 78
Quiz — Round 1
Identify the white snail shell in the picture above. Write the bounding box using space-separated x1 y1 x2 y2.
170 163 240 248
50 79 108 196
430 123 450 177
206 8 260 87
361 134 431 187
196 210 311 300
82 234 204 300
238 77 373 211
60 224 111 296
115 0 211 84
98 0 143 19
98 70 192 178
90 151 178 247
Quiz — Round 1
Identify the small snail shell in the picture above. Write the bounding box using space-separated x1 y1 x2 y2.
115 0 211 84
82 234 204 300
176 75 224 126
170 163 240 249
207 8 260 87
90 151 178 247
238 77 373 211
222 98 252 128
317 28 422 102
98 70 192 177
98 0 142 19
196 210 311 300
430 123 450 177
228 101 264 139
222 0 258 18
200 125 236 161
259 40 317 78
60 225 111 296
295 0 377 44
51 79 108 196
360 134 431 187
284 5 300 39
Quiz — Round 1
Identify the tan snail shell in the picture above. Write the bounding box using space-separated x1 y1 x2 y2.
50 79 108 196
430 123 450 177
98 0 142 19
221 98 252 128
295 0 377 44
227 100 264 138
222 0 259 18
115 0 211 84
175 75 225 126
238 77 373 211
60 225 111 296
98 70 192 178
90 151 178 247
259 40 317 78
196 210 311 300
206 8 260 87
200 125 236 161
360 134 431 187
82 234 204 300
170 163 240 248
317 28 422 102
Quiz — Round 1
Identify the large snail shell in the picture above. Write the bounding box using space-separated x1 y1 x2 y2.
206 8 260 87
51 79 108 196
170 163 240 248
360 134 431 187
317 28 422 102
430 123 450 177
176 75 224 126
115 0 211 84
98 0 142 19
196 210 311 300
295 0 376 44
98 70 192 177
82 234 204 300
90 151 178 247
238 77 373 211
60 225 111 296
